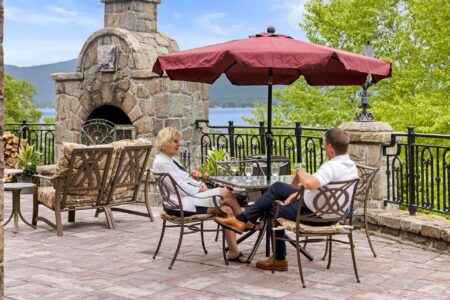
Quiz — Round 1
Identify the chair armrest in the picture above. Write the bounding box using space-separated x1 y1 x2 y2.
32 174 64 187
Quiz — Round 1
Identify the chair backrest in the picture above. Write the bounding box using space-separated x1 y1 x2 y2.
215 160 265 176
59 147 114 208
298 178 360 224
354 164 379 205
105 144 152 205
151 170 186 213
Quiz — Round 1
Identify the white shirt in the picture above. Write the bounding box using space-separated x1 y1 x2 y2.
304 154 358 218
152 153 221 212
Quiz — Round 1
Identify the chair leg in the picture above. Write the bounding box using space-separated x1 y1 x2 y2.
153 219 166 259
68 210 75 222
104 207 116 229
321 236 329 261
271 223 277 274
200 221 208 254
296 235 306 288
94 208 101 217
32 194 39 226
349 232 360 283
144 196 155 222
215 223 220 242
222 227 228 265
326 236 333 269
55 208 63 236
364 215 377 257
169 223 184 270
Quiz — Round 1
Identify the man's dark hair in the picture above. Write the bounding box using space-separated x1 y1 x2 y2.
324 128 350 155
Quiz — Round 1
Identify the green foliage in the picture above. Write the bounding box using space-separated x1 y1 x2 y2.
43 116 55 124
5 74 42 123
246 0 449 132
202 147 230 176
16 144 42 177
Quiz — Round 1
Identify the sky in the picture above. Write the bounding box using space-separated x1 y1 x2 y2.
4 0 308 67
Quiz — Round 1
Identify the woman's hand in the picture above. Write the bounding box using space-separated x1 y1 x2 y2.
199 183 208 192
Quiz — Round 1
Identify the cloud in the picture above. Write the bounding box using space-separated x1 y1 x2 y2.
271 0 307 30
5 4 101 27
194 11 249 37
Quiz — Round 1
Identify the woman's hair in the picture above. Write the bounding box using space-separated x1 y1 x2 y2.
324 128 350 155
155 127 181 152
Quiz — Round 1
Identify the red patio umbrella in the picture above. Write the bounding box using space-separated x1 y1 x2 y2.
152 27 392 178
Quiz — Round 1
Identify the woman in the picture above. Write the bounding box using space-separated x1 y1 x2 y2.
152 127 245 263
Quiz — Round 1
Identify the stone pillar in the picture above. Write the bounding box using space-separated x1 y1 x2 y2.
0 0 4 296
102 0 160 33
339 121 393 208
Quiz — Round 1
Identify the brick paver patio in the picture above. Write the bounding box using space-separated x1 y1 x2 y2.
4 192 450 299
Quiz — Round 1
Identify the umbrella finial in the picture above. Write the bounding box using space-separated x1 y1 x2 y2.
267 26 276 34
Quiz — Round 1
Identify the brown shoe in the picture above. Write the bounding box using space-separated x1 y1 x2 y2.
256 256 288 271
214 216 246 234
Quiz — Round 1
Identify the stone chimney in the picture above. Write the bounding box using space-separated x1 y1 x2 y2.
102 0 160 32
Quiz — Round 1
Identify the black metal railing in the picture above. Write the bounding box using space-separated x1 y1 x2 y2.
383 126 450 216
4 121 56 165
195 120 327 174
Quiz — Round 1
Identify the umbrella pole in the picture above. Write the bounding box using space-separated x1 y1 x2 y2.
266 68 273 180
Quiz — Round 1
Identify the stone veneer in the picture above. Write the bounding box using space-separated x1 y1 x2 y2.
0 0 4 295
339 121 393 208
51 1 208 205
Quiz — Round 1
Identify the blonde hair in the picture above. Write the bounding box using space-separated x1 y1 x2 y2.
155 127 181 152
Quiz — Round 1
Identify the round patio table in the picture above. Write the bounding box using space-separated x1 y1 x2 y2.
4 182 37 233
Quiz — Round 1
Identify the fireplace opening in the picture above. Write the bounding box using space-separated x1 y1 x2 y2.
81 105 135 145
87 105 132 125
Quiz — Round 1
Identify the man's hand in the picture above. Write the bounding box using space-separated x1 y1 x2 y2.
291 170 300 188
199 183 208 192
283 192 299 206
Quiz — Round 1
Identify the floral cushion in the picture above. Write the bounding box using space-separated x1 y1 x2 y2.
160 211 215 223
277 218 353 234
37 187 99 209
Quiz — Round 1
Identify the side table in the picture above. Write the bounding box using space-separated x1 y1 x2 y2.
4 182 37 233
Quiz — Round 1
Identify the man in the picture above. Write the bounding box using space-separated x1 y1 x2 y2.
214 128 358 271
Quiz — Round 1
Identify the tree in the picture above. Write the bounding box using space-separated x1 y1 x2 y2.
4 74 42 123
246 0 449 133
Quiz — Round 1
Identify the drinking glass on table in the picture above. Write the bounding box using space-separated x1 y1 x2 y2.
229 157 240 182
244 165 253 182
272 162 280 179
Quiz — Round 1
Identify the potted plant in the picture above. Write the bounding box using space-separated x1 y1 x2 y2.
15 144 41 193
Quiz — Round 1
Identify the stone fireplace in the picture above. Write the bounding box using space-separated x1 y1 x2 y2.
51 0 208 159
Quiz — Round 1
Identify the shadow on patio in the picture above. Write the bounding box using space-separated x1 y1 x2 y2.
4 192 450 299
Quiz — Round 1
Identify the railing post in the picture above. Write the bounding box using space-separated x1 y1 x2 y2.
407 126 416 215
228 121 235 157
259 121 266 154
295 122 302 164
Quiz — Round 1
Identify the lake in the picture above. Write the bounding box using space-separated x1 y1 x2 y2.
38 107 254 126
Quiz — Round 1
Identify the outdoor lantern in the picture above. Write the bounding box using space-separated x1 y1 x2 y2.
356 42 377 122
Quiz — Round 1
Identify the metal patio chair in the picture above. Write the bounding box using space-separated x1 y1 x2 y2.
151 170 227 270
272 178 360 288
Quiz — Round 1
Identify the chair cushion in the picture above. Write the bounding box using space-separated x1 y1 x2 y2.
38 187 99 209
106 138 152 195
53 142 111 195
277 218 353 234
160 211 215 223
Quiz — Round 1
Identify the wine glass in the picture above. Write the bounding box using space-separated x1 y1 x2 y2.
272 162 280 179
229 157 240 182
244 164 253 182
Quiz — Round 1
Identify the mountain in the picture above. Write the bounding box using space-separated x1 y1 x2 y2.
5 59 78 108
5 59 280 108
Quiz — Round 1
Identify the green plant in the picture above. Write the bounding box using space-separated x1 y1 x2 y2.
203 147 230 176
16 144 41 176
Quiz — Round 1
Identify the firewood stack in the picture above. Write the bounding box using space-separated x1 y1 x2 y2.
3 131 27 168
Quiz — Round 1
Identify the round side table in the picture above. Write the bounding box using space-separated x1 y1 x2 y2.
4 182 37 233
